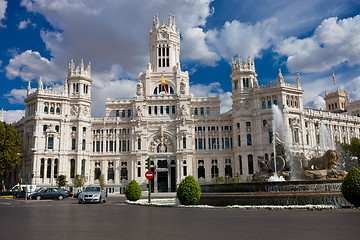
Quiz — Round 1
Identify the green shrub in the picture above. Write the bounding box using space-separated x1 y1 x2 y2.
176 175 201 205
341 167 360 207
215 176 224 184
125 180 142 201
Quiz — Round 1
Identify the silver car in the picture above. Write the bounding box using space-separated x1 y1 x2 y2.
78 186 106 204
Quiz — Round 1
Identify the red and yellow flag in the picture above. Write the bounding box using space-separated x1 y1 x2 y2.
332 72 335 85
161 74 167 93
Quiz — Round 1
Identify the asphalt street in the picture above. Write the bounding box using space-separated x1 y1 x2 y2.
0 196 359 240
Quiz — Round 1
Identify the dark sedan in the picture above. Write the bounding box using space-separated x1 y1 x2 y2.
30 188 69 200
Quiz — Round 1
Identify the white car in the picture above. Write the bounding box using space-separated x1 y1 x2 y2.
78 186 106 204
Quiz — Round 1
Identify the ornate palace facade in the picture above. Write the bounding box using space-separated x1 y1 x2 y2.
14 15 360 193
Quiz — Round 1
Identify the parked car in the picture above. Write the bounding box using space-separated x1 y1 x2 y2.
30 188 69 200
78 186 106 204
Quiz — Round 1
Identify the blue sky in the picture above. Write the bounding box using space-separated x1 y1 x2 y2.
1 0 360 122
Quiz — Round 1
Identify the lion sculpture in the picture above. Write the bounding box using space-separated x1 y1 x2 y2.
308 150 341 170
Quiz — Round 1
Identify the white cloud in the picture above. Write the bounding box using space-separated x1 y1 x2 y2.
91 64 137 117
2 110 25 123
181 27 220 66
18 19 36 30
19 0 215 77
190 82 231 113
4 88 28 104
276 15 360 73
207 18 278 59
5 50 63 84
0 0 6 28
313 96 326 110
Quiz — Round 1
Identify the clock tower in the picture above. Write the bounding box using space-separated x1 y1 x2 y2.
149 14 180 73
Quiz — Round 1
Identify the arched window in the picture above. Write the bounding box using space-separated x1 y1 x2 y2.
116 110 119 117
206 107 210 115
122 110 125 117
183 137 186 149
138 138 141 150
94 162 101 180
50 106 54 113
200 107 204 115
172 105 175 114
225 159 232 177
194 108 198 115
153 84 174 95
211 160 218 178
82 139 86 150
268 101 272 107
198 160 205 179
273 100 278 105
128 109 131 117
154 106 158 114
108 162 114 181
121 167 128 180
148 107 151 115
263 120 267 127
44 105 48 113
56 107 60 114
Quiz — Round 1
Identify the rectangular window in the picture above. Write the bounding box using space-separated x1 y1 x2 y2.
70 159 75 178
160 106 164 114
225 138 230 149
46 159 51 178
54 159 58 178
40 159 44 178
137 167 141 178
195 139 198 150
211 138 216 149
166 106 169 114
122 140 126 152
96 141 100 152
198 138 203 149
81 159 85 176
172 105 175 114
48 137 54 150
109 141 114 152
72 139 76 150
239 155 243 175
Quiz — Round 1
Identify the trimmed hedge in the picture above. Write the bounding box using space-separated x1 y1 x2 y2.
341 167 360 207
125 180 142 201
176 175 201 205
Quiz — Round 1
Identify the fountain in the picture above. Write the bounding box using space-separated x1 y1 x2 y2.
197 105 351 207
268 105 286 182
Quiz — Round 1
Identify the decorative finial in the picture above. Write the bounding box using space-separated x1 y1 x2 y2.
296 72 300 86
27 81 31 96
37 76 43 90
277 68 284 83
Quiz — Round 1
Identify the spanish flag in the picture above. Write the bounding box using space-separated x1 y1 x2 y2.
161 74 167 93
332 72 335 85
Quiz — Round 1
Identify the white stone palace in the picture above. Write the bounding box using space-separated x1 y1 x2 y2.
13 14 360 193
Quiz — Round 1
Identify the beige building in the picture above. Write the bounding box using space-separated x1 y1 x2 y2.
13 15 360 193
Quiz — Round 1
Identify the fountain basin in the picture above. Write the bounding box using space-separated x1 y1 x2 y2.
198 180 351 207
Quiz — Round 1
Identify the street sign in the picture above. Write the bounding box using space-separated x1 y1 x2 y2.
145 170 154 180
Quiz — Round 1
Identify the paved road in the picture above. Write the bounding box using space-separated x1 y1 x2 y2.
0 196 359 240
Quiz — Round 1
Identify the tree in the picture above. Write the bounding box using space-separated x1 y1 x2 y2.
99 174 105 189
176 175 201 205
341 167 360 207
74 174 87 189
56 175 68 188
125 180 142 201
339 137 360 167
0 122 23 178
